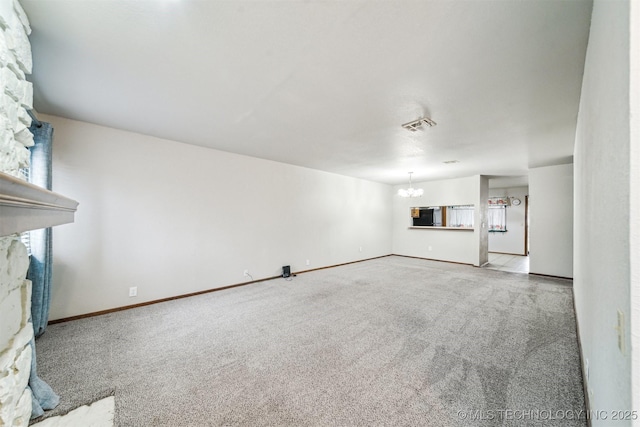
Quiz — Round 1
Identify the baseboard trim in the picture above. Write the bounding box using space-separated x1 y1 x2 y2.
488 251 528 256
392 254 475 267
48 275 280 325
48 254 393 325
291 255 392 276
529 272 573 281
572 288 592 426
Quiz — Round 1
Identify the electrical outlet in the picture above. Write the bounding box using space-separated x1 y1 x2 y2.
428 246 432 251
129 287 137 297
306 259 310 266
616 309 625 354
243 269 250 277
585 358 589 381
359 246 362 252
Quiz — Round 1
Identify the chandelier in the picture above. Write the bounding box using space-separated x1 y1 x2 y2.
397 172 423 197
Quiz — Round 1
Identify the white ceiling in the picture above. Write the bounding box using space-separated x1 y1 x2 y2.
21 0 592 185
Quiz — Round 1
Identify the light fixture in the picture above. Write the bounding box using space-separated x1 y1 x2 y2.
397 172 424 197
401 117 437 132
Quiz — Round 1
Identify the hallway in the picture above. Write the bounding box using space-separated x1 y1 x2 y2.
484 252 529 274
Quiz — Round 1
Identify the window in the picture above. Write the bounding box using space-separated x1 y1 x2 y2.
487 198 508 232
447 205 474 228
411 205 475 228
18 167 31 254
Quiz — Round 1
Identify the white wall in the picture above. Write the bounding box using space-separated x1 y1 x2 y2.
44 115 392 320
529 164 573 278
630 0 640 419
391 175 487 266
574 0 634 420
488 186 528 255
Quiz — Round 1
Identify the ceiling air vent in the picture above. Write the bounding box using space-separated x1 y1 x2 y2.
401 117 437 132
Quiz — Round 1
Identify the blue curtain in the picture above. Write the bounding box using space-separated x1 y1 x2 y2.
28 122 53 337
27 122 59 418
29 339 59 417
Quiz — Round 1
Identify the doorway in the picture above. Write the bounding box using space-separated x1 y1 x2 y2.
486 181 529 273
525 195 530 255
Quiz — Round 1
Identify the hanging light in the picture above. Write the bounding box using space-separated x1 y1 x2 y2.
397 172 424 197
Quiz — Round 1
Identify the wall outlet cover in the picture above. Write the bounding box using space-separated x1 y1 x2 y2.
616 309 625 354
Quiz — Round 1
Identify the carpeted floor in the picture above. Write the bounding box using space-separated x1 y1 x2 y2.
32 256 586 426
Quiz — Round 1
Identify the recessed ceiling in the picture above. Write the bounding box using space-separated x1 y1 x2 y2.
21 0 592 185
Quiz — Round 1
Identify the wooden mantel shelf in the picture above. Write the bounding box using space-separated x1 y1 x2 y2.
0 171 79 237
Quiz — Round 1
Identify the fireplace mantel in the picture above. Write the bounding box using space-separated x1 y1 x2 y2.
0 171 78 237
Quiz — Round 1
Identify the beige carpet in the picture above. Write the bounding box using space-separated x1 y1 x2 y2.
32 256 585 426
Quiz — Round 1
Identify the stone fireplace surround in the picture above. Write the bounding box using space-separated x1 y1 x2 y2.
1 1 78 424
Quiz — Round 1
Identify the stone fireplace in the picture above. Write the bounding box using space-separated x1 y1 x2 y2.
0 1 78 424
